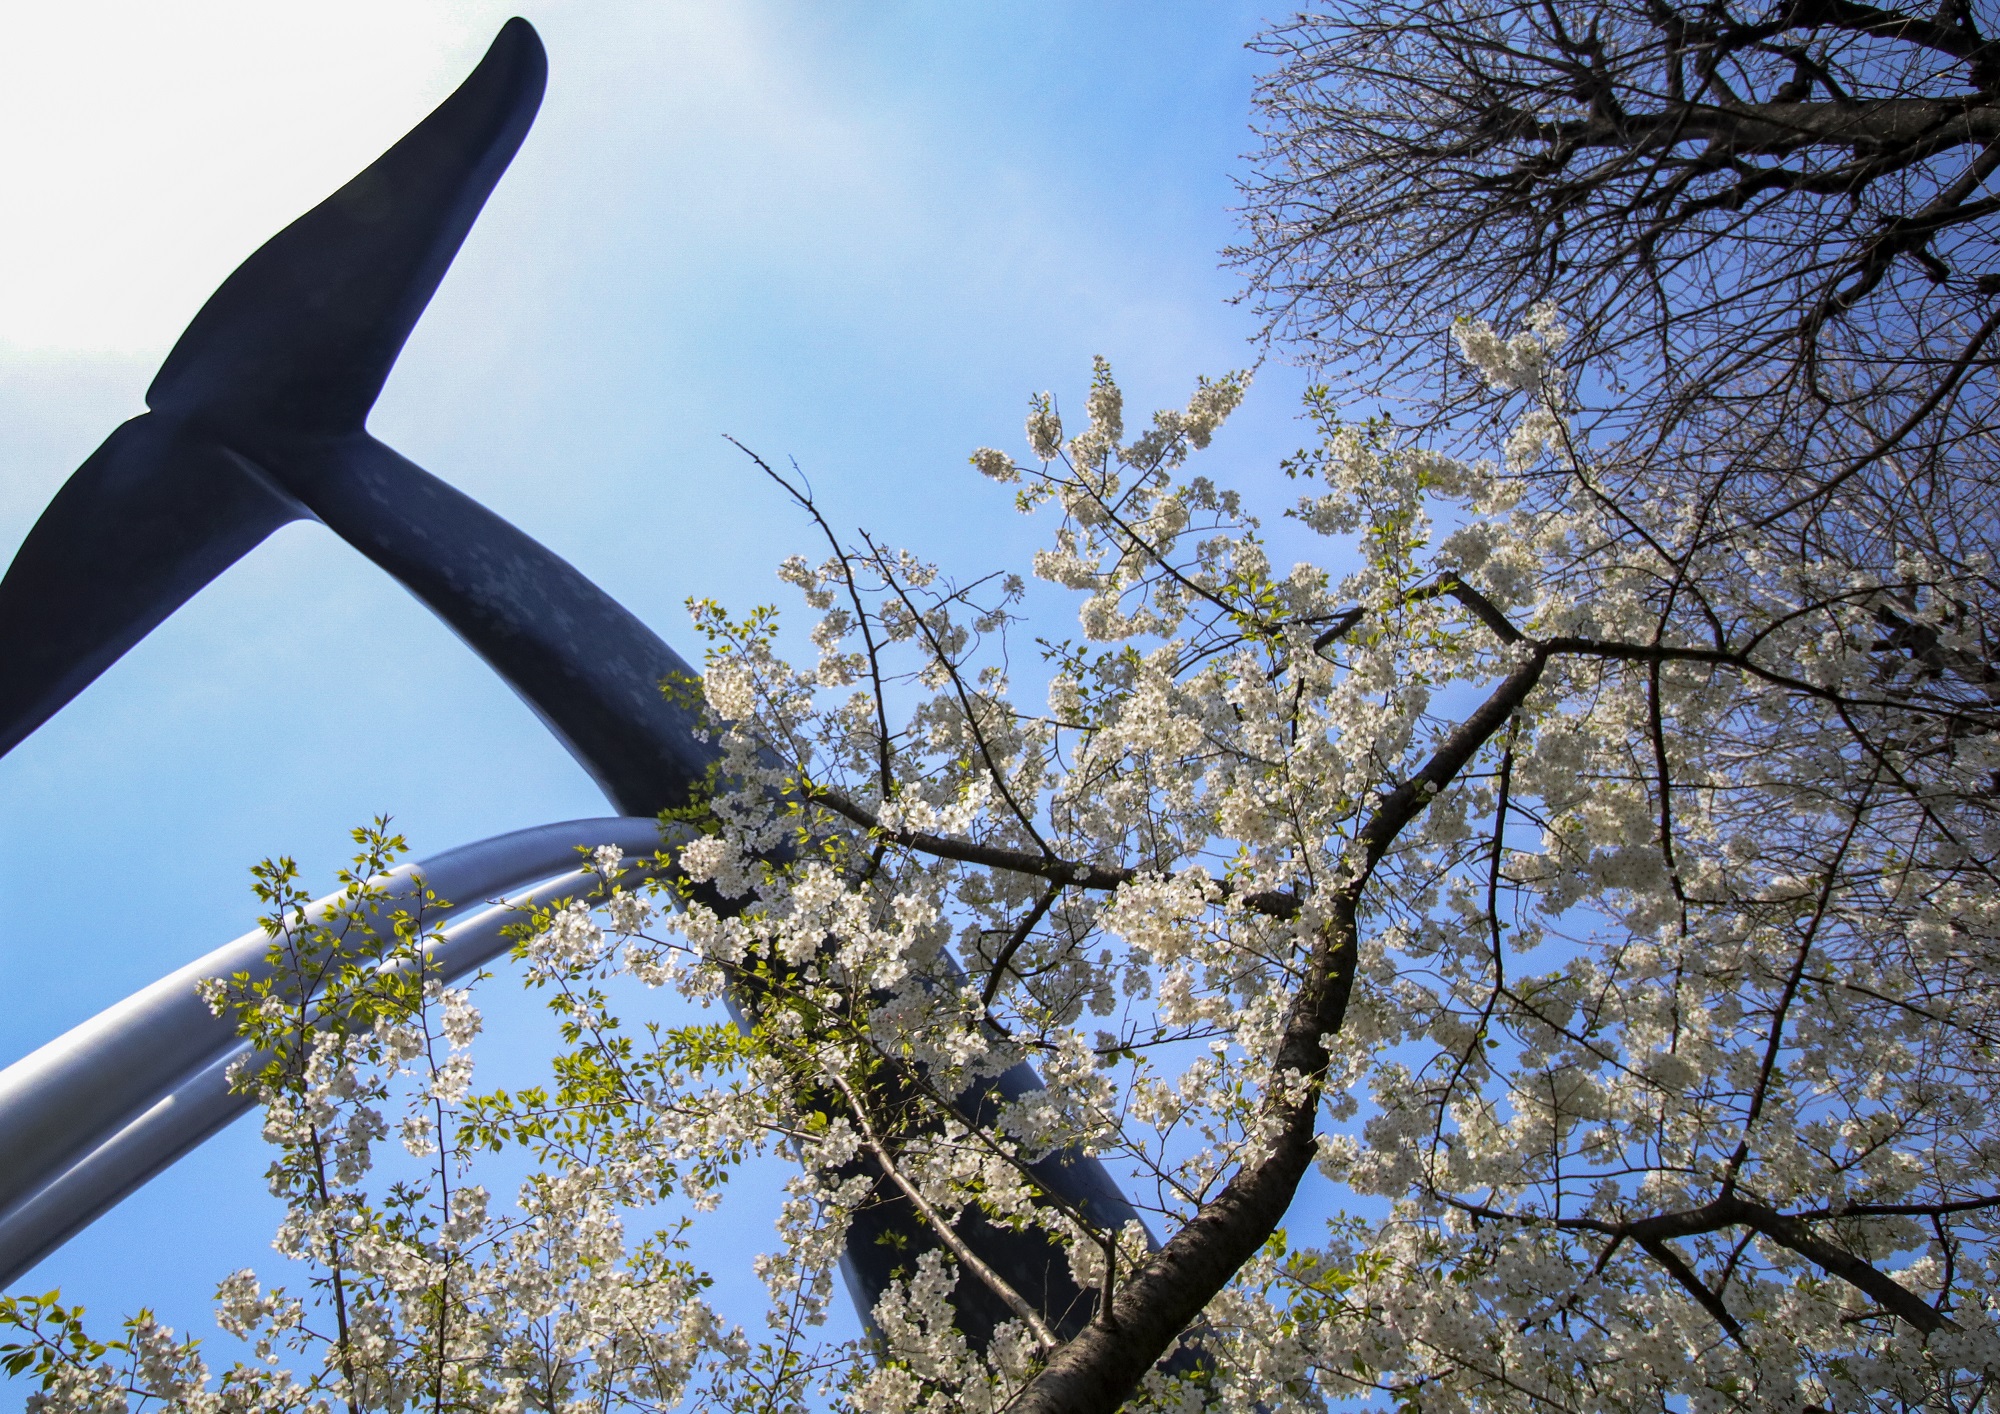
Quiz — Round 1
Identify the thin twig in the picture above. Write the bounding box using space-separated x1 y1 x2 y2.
982 879 1063 1011
824 1070 1060 1351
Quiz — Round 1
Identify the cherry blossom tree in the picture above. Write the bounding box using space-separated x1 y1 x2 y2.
4 311 1997 1413
1235 0 2000 664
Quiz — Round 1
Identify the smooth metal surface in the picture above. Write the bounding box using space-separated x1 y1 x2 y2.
0 818 665 1238
0 860 649 1287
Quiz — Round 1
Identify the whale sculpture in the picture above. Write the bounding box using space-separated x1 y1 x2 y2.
0 18 1146 1351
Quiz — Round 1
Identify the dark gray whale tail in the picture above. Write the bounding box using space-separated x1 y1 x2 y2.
146 19 545 435
0 18 548 764
0 20 712 812
0 419 302 761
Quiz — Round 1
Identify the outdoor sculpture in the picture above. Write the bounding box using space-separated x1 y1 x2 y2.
0 18 1145 1349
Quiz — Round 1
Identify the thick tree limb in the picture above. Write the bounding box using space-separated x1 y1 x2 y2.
1637 1236 1748 1344
802 784 1304 918
1520 97 2000 155
1455 1190 1956 1333
1008 651 1551 1413
1788 0 2000 74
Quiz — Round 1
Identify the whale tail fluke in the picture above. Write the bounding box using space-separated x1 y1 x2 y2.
147 18 547 435
0 417 306 759
0 19 547 761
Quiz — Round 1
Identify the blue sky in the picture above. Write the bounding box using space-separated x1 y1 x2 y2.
0 0 1326 1371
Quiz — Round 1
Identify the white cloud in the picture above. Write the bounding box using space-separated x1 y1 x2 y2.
0 0 505 354
0 0 922 358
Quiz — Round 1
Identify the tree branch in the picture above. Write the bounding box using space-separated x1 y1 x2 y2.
1637 1236 1747 1345
1008 651 1551 1413
802 782 1304 918
824 1070 1060 1351
1526 97 2000 155
1454 1191 1957 1334
980 880 1063 1011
